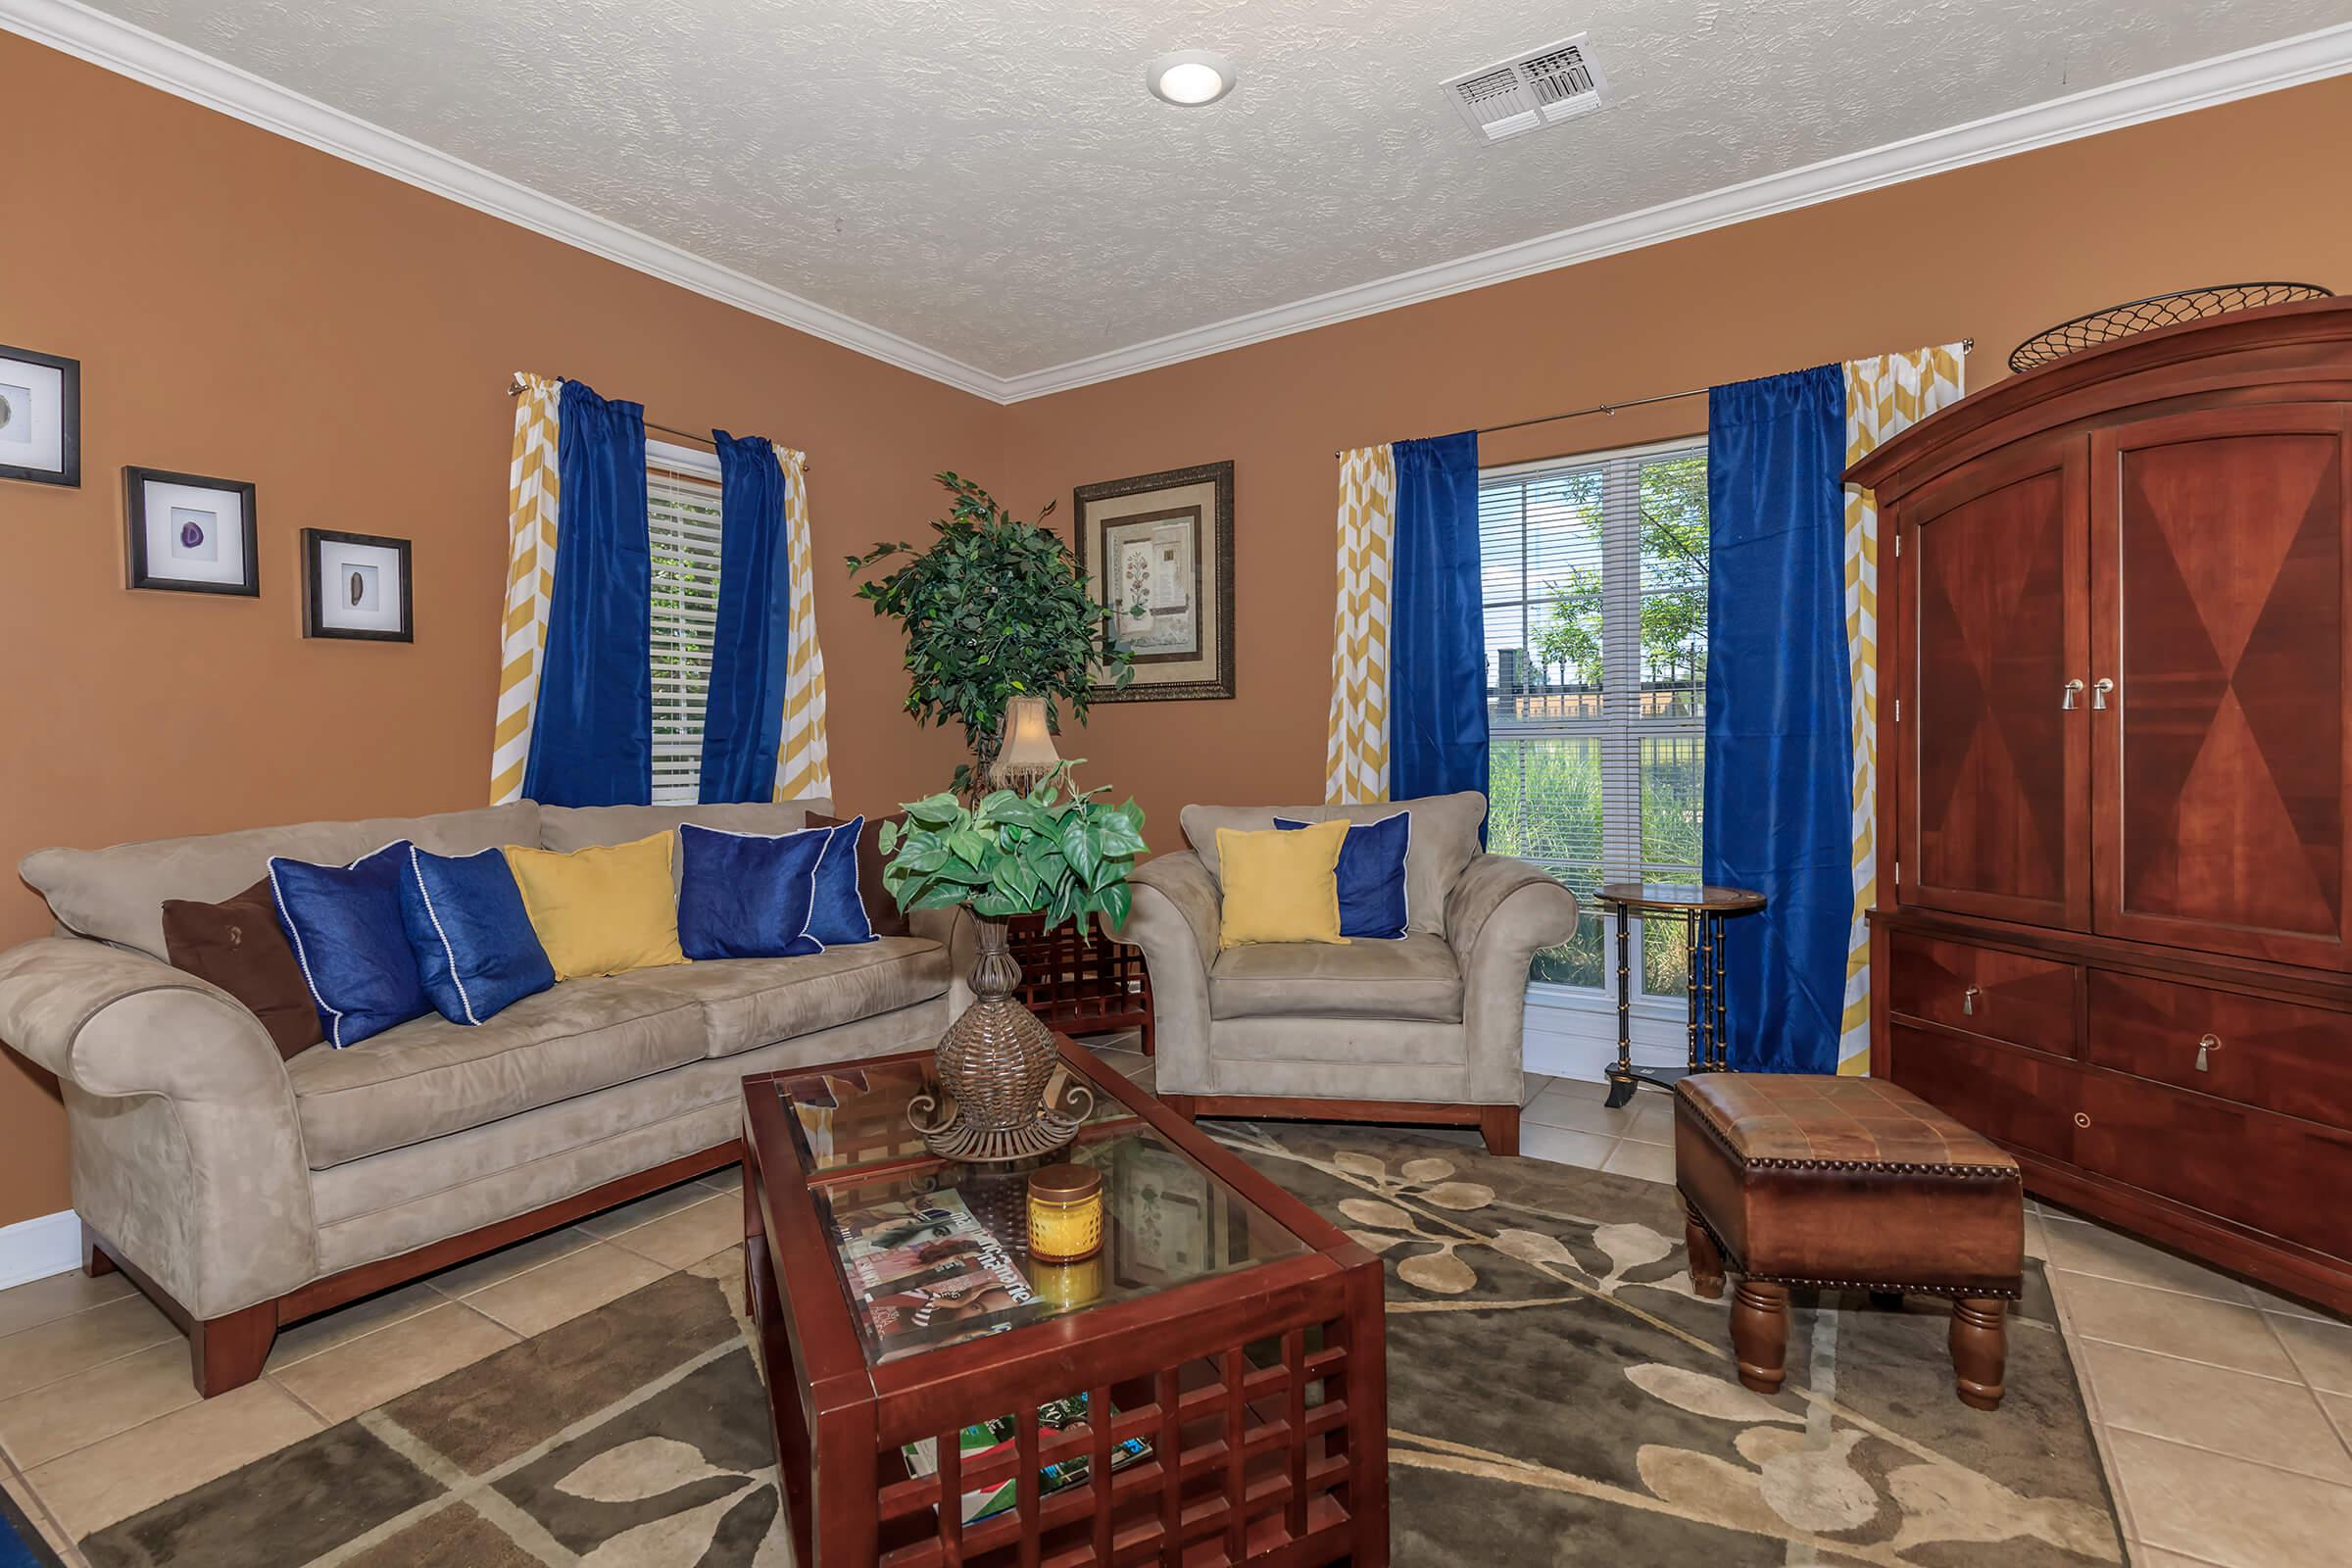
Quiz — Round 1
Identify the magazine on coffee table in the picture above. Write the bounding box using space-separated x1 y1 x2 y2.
901 1393 1152 1526
830 1189 1048 1361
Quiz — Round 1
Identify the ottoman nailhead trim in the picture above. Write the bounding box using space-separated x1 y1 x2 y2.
1679 1203 2023 1299
1683 1097 2022 1181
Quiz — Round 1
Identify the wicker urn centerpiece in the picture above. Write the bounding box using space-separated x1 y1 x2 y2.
881 765 1146 1162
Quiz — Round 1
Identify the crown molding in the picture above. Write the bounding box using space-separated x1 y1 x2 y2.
9 0 2351 408
0 0 1004 400
993 20 2352 402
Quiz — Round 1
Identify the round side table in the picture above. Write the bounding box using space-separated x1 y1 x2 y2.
1593 882 1766 1108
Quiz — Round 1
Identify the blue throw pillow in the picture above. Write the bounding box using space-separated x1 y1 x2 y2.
270 842 433 1048
677 822 829 960
397 846 557 1025
807 814 879 947
1274 812 1410 940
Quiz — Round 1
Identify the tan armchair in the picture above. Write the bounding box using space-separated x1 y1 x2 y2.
1114 792 1579 1154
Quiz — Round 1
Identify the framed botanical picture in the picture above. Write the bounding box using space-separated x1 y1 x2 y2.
124 467 258 595
1073 461 1234 702
0 344 80 487
303 528 413 642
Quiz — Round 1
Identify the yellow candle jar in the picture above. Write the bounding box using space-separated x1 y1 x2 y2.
1030 1252 1104 1307
1027 1162 1104 1263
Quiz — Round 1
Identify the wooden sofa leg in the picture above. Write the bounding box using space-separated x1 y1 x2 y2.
82 1223 118 1278
1478 1104 1520 1156
192 1303 276 1396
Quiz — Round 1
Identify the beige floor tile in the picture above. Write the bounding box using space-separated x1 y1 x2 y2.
268 1300 517 1425
0 1340 205 1471
701 1165 746 1195
577 1179 727 1242
4 1461 86 1566
605 1194 743 1270
2123 1549 2230 1568
424 1225 600 1297
1519 1072 1552 1107
2266 1311 2352 1396
26 1377 323 1539
1622 1097 1676 1147
2022 1212 2051 1263
2106 1428 2352 1568
2081 1340 2352 1484
2246 1285 2350 1324
2043 1221 2254 1304
2321 1390 2352 1446
2056 1272 2298 1379
1543 1075 1612 1103
266 1281 444 1371
1524 1087 1640 1137
0 1293 177 1402
1600 1139 1677 1185
462 1242 668 1337
1518 1124 1618 1170
0 1270 135 1342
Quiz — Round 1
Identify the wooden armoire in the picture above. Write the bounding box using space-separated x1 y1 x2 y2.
1853 299 2352 1315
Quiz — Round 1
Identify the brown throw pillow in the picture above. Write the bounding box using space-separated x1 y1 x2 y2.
162 877 323 1059
807 811 910 938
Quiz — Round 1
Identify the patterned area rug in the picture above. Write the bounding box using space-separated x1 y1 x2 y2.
74 1127 2123 1566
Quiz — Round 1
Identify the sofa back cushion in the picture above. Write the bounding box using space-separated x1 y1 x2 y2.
537 798 834 858
22 802 543 960
1180 791 1485 939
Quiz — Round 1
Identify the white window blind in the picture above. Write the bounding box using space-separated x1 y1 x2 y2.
647 444 723 805
1479 439 1709 999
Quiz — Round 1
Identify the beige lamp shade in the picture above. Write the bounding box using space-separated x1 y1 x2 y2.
998 695 1061 774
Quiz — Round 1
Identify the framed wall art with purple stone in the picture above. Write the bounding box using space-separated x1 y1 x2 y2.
302 528 413 642
123 466 258 595
0 343 80 486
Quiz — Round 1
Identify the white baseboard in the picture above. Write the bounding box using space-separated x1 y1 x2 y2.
1523 987 1690 1087
0 1209 81 1292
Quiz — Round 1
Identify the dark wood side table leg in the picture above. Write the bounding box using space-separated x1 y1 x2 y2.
1710 913 1730 1070
1605 902 1637 1108
1732 1280 1789 1394
1683 1204 1724 1300
1950 1297 2008 1410
1685 910 1701 1075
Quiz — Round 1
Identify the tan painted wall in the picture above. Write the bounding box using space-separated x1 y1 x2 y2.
4 27 2347 1230
0 35 997 1223
1000 74 2352 866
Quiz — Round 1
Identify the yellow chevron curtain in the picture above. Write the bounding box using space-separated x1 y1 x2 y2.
1326 445 1396 803
1838 344 1967 1073
490 373 563 805
773 447 833 802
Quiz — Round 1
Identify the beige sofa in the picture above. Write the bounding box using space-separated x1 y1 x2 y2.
0 798 966 1396
1116 792 1580 1154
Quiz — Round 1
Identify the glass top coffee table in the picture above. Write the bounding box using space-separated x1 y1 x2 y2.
741 1036 1389 1568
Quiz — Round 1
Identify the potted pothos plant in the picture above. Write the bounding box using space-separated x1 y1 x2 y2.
881 769 1148 1161
848 474 1132 793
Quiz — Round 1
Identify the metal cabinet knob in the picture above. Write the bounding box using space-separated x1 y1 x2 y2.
2062 679 2084 710
1962 984 1981 1016
2091 677 2116 710
2195 1033 2223 1072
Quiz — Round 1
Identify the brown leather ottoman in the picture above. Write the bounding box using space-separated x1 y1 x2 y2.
1674 1073 2025 1410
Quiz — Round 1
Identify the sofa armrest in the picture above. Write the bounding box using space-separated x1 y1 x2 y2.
1112 854 1220 1093
0 938 318 1316
1444 857 1582 1102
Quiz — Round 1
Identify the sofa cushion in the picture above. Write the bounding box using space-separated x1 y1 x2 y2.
806 811 910 937
1208 933 1463 1022
537 798 834 858
1181 792 1484 939
161 877 324 1059
22 803 543 960
285 970 710 1167
630 935 953 1057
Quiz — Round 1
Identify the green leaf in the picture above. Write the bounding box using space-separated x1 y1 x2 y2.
946 827 991 867
1099 880 1134 931
1058 811 1102 886
903 794 962 828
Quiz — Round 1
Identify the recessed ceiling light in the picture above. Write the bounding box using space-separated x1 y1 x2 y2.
1147 50 1236 107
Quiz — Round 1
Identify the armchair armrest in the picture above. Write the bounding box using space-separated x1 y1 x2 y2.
1109 853 1220 1092
1444 857 1582 1102
0 938 317 1317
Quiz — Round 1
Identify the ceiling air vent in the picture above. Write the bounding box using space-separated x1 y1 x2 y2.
1445 32 1611 144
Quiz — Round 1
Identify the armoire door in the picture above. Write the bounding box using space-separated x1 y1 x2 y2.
1898 439 2090 928
2091 404 2352 970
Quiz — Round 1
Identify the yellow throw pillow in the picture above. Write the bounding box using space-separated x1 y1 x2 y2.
502 830 689 980
1215 819 1351 950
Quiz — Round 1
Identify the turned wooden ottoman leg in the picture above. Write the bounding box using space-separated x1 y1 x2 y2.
1683 1203 1725 1299
1732 1280 1789 1395
1950 1297 2008 1410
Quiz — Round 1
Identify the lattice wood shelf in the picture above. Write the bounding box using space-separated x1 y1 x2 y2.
1007 914 1154 1055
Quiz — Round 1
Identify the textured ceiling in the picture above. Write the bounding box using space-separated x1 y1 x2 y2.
72 0 2352 377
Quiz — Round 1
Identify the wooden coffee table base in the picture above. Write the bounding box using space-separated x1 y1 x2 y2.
742 1041 1391 1567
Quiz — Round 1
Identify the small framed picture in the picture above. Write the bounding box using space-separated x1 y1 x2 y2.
303 528 413 641
0 344 81 487
1074 461 1235 702
124 467 258 594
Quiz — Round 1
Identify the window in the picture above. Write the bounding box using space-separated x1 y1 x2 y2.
647 442 724 804
1479 439 1709 1001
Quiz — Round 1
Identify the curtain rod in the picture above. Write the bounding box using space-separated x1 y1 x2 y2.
507 376 811 471
1333 339 1974 458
